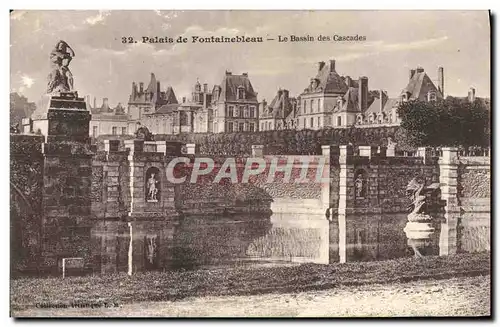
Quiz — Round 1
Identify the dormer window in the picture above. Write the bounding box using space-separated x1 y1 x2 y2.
237 86 246 100
427 91 437 102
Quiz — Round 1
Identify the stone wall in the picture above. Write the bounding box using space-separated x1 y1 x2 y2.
457 156 490 253
10 135 44 274
10 133 491 275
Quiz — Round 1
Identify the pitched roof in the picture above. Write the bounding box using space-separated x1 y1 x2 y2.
364 91 399 115
261 90 294 119
402 70 443 101
152 103 180 115
218 73 258 102
164 86 178 104
302 60 348 95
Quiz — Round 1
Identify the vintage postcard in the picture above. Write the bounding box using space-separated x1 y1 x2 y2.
9 10 491 318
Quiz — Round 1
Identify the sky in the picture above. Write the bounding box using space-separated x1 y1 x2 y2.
10 10 490 108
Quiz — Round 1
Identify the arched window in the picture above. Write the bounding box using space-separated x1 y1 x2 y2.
337 116 342 126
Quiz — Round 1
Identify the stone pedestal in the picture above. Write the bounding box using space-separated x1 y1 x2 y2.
31 92 91 143
36 91 94 273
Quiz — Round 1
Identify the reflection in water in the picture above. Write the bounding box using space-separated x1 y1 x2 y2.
173 212 445 268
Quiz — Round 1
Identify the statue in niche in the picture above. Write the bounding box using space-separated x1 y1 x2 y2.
47 40 75 94
354 172 366 198
147 172 159 202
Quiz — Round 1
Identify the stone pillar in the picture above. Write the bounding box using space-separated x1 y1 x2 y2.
252 145 264 157
186 143 199 155
21 117 32 134
144 141 157 153
125 142 179 274
338 145 354 263
417 147 433 165
387 144 396 157
358 145 378 159
104 139 120 153
37 93 93 273
439 147 459 255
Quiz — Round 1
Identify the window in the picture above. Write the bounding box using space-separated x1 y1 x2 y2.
310 117 314 128
227 106 234 117
261 122 264 130
234 106 239 117
249 123 255 132
92 126 98 137
303 118 306 128
337 116 342 126
237 86 246 100
311 99 315 113
121 127 127 135
325 116 332 126
244 106 249 118
214 109 218 117
303 100 307 113
249 106 256 118
428 92 437 102
112 127 117 135
239 122 245 132
317 117 320 127
227 122 233 133
318 98 321 111
214 122 218 133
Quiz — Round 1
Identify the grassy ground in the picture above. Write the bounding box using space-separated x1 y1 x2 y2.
10 253 490 312
14 276 491 317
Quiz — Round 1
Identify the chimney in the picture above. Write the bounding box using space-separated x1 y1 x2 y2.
345 76 352 87
93 96 96 109
358 76 369 112
379 90 385 112
409 69 416 80
182 97 186 103
416 66 424 73
468 87 476 102
157 81 161 94
242 72 248 77
225 71 232 75
283 89 289 100
330 59 336 72
139 82 144 93
102 98 109 109
277 89 283 97
318 61 326 71
438 66 444 97
132 82 137 97
203 83 208 93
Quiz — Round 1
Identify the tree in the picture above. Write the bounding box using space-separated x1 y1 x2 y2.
397 98 490 148
10 93 36 127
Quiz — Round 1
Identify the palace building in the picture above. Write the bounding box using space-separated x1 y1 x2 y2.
211 71 259 133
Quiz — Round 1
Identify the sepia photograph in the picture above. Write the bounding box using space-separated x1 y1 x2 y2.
9 9 491 318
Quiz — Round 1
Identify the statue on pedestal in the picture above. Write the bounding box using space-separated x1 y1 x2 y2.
47 40 75 94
